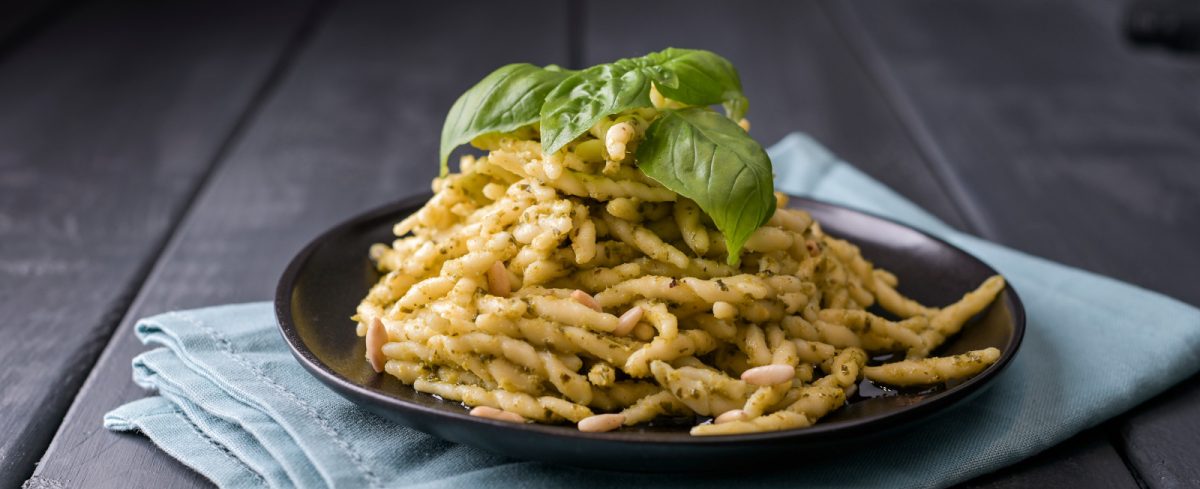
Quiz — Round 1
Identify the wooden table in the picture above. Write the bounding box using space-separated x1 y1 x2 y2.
5 0 1198 487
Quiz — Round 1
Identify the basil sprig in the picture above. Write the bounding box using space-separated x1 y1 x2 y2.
539 48 746 154
636 108 774 265
439 63 572 176
437 48 775 265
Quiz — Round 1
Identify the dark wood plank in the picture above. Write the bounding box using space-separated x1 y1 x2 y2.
832 0 1200 305
28 0 570 487
580 0 972 232
0 0 319 486
961 427 1139 489
1119 375 1200 489
827 0 1200 487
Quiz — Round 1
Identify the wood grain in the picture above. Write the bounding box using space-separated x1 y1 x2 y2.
1120 378 1200 489
829 0 1200 487
28 0 569 487
0 0 318 485
832 0 1200 304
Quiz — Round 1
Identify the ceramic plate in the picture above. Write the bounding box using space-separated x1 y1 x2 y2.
276 194 1024 471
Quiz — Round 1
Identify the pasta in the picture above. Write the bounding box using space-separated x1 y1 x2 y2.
354 107 1006 436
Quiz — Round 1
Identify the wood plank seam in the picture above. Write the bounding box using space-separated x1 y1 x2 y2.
816 0 995 239
1109 424 1154 489
22 0 341 486
567 0 585 69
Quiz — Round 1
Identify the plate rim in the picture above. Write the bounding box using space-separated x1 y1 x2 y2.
275 193 1026 445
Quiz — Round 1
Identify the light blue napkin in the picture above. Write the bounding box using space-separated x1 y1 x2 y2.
105 133 1200 489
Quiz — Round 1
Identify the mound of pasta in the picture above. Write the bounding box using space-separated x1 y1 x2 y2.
354 50 1004 435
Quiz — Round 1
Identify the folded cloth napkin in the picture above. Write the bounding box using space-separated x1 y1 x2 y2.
105 133 1200 489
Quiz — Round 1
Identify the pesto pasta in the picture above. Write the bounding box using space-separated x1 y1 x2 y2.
355 52 1005 435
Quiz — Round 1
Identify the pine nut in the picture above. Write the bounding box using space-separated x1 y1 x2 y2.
715 409 747 424
487 261 510 297
571 289 602 312
613 306 643 336
737 118 751 132
578 413 625 432
365 318 387 373
740 365 795 386
469 406 526 423
605 122 635 162
650 84 667 108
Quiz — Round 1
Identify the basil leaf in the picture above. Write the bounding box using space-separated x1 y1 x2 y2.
647 48 748 120
635 108 775 265
439 63 571 175
539 57 669 154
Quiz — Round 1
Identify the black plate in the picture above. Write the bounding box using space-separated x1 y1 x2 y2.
276 194 1024 472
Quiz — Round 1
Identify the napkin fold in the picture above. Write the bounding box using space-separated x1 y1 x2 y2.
105 133 1200 489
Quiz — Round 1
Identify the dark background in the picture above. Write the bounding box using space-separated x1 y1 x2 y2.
2 0 1198 487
